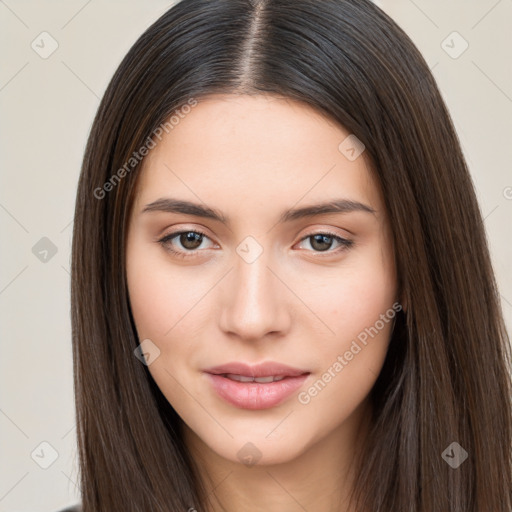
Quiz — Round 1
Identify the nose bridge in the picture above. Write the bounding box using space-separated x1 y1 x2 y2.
219 241 288 339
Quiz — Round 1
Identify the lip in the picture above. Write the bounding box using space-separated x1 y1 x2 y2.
204 361 310 410
205 361 309 378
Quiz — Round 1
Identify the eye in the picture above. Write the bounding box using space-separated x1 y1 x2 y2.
296 231 354 255
158 229 215 259
158 228 354 259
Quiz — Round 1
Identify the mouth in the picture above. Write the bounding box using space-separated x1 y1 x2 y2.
204 362 310 410
220 374 289 383
205 361 309 378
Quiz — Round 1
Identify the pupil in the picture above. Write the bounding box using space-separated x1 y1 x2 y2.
182 232 202 249
312 234 332 251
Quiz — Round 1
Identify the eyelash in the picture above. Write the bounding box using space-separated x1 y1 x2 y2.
158 229 354 259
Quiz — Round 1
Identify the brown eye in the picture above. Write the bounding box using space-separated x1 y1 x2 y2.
298 231 354 254
310 234 335 251
177 231 204 250
158 230 213 258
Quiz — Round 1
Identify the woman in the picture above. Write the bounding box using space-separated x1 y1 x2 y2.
68 0 512 510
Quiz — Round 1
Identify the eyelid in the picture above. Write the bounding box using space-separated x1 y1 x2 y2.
157 226 354 258
295 229 354 255
159 229 211 244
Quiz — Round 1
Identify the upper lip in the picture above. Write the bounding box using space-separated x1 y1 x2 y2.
205 362 309 378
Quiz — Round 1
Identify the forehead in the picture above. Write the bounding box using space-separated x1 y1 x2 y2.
133 94 383 218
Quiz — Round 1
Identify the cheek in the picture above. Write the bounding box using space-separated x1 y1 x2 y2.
299 245 397 395
127 243 207 340
307 249 396 343
126 244 208 411
126 241 221 390
294 294 395 438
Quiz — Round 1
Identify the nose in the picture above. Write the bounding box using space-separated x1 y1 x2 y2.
218 249 292 342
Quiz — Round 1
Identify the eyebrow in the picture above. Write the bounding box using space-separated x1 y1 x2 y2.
142 197 376 224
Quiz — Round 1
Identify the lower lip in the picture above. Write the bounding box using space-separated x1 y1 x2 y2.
205 373 309 410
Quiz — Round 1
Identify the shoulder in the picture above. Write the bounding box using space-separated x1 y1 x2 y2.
56 506 81 512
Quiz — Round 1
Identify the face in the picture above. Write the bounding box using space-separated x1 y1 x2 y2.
126 94 398 467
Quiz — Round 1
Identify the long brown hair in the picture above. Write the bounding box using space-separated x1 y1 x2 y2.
71 0 512 510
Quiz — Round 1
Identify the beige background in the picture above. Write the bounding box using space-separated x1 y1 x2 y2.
1 0 511 510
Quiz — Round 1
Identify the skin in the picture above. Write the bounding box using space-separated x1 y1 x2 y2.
126 94 399 512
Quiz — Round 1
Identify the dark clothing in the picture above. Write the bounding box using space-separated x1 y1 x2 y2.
57 506 81 512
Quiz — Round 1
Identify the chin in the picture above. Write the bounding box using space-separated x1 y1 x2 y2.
188 421 315 468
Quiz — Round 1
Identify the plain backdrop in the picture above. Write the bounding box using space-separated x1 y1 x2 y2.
1 0 511 510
